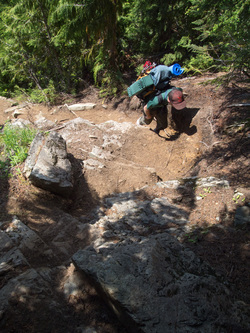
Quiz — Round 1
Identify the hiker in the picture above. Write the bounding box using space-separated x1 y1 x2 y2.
136 86 186 136
128 61 186 136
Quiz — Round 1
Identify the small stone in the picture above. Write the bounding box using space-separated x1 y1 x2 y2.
13 110 24 118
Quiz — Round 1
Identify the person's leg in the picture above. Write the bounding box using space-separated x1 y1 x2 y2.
165 104 180 136
153 106 168 134
137 93 164 126
136 107 154 125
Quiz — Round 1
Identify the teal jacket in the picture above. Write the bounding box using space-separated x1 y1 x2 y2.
147 87 182 110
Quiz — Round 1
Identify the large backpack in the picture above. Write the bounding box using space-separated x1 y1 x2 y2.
127 63 184 102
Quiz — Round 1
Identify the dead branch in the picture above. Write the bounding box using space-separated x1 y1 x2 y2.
47 124 66 132
64 104 78 117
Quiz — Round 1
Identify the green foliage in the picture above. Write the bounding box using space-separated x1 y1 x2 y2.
0 122 37 168
184 0 250 72
30 81 57 103
185 53 215 74
0 0 249 97
160 52 183 67
98 70 123 98
0 0 75 93
0 0 127 95
94 63 123 98
123 0 179 54
91 44 124 97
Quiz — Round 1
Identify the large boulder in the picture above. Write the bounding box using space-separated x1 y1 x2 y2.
24 131 73 197
73 232 249 333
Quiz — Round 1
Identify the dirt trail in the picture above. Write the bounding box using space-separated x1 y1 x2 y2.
0 74 220 190
0 74 249 332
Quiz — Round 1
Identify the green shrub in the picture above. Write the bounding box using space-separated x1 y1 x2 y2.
184 53 215 74
0 122 37 168
30 81 57 104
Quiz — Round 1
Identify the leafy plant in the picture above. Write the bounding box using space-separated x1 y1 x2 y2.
188 235 198 243
0 122 37 168
232 192 245 204
203 187 211 193
199 187 212 199
184 232 199 243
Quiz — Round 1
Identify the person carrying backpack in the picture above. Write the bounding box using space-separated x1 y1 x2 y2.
136 86 186 136
129 62 186 136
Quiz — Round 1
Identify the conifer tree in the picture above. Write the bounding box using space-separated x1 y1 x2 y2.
181 0 250 72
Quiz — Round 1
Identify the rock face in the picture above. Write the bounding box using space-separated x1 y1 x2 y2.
73 233 247 333
0 216 95 333
71 187 250 333
24 131 73 197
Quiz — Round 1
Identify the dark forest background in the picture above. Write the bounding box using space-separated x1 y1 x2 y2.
0 0 249 101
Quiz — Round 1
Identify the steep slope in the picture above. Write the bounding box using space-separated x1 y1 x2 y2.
0 73 249 332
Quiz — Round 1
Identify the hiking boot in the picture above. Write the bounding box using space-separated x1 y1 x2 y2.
153 127 164 135
136 115 153 126
164 128 179 137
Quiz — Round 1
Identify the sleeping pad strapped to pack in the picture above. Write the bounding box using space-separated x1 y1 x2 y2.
127 63 184 102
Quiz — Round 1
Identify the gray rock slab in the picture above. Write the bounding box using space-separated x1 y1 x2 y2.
157 176 230 189
0 231 14 252
100 192 190 238
4 104 27 114
34 116 55 130
73 233 249 333
67 103 96 111
6 216 49 252
0 248 30 275
24 131 73 197
0 268 49 312
10 118 31 128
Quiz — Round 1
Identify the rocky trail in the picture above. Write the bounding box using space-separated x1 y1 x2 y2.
0 74 249 332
